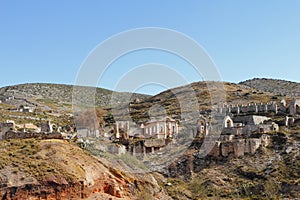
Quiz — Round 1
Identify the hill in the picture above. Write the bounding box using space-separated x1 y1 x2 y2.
0 80 296 128
0 83 150 110
240 78 300 97
0 139 168 199
0 79 300 199
116 81 283 122
1 80 296 122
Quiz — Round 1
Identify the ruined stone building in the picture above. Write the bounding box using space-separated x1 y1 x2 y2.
289 99 300 115
113 117 179 140
217 102 279 115
114 120 130 140
76 128 100 138
0 121 15 139
215 98 300 117
198 114 279 158
142 117 178 139
110 117 179 156
15 123 40 133
220 115 279 136
17 105 34 113
196 115 210 137
193 114 276 158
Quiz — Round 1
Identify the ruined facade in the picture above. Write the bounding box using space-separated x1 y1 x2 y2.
111 117 178 155
217 102 279 115
114 121 130 140
202 114 279 158
76 128 100 138
128 138 167 156
143 117 178 139
220 115 279 136
289 99 300 115
215 98 300 117
208 134 271 158
196 115 209 137
0 119 69 140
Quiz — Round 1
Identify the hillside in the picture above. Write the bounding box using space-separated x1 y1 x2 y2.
0 139 169 199
0 80 296 131
0 80 293 124
0 79 300 199
240 78 300 97
0 83 150 130
0 83 150 110
116 81 284 123
163 133 300 199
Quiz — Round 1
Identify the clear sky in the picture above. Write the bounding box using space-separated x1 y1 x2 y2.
1 1 299 95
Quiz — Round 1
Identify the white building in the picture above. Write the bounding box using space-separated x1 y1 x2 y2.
143 117 178 139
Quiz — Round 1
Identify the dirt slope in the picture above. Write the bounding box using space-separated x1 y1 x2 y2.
0 139 169 200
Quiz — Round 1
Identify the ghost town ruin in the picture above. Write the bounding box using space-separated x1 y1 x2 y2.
192 99 299 158
0 98 300 159
111 117 179 155
96 98 300 157
0 120 76 140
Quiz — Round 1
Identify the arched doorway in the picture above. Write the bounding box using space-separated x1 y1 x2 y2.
223 116 233 128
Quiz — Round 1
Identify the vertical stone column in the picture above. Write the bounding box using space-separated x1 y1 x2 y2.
116 123 120 139
264 104 268 112
219 107 223 114
143 146 146 156
132 145 136 156
237 106 240 115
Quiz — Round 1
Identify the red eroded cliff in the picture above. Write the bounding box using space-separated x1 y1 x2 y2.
0 139 169 200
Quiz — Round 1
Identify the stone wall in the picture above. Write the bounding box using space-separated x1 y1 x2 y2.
233 115 270 125
208 134 270 158
4 131 63 140
216 99 300 116
216 101 281 115
144 138 166 148
289 99 300 115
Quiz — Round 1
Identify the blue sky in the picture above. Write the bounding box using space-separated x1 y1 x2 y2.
0 1 299 95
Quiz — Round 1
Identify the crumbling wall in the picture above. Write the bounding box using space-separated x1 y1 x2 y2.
289 99 300 115
208 134 270 158
4 131 62 140
144 138 165 148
